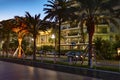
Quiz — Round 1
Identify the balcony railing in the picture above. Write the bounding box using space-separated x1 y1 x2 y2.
68 32 78 36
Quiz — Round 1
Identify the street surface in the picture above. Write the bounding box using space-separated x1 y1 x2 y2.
0 61 102 80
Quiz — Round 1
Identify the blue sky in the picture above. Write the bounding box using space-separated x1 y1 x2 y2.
0 0 47 21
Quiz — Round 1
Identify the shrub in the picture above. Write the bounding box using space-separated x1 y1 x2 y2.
94 38 116 60
38 45 54 51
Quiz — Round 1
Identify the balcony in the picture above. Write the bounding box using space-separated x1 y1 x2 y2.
68 32 79 36
62 26 79 31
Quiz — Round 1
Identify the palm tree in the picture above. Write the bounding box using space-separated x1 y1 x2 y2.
25 12 40 60
0 19 15 57
12 16 29 58
25 12 48 60
75 0 120 68
43 0 75 57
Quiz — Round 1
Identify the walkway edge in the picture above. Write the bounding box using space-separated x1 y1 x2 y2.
0 58 120 80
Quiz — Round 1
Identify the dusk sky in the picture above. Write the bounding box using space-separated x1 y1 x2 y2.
0 0 47 21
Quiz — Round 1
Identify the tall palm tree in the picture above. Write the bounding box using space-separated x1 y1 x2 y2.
25 12 48 60
25 12 40 60
43 0 75 57
75 0 120 68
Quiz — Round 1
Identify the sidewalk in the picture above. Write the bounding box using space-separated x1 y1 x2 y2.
0 61 102 80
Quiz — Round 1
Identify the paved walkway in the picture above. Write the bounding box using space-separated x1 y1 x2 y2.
0 61 102 80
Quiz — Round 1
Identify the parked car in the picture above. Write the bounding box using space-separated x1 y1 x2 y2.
65 51 83 61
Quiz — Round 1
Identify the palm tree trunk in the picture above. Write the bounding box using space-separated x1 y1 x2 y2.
86 16 95 68
33 36 36 60
58 20 61 57
88 34 93 68
18 38 22 58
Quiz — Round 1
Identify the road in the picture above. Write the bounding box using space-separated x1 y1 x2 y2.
0 61 102 80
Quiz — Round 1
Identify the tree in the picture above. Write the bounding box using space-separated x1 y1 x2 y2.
0 19 15 57
25 12 48 60
76 0 120 68
12 16 28 58
43 0 75 57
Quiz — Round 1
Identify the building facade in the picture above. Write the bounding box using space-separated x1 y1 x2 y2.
36 22 116 50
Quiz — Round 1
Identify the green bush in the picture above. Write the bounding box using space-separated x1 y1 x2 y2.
25 50 33 55
94 38 117 60
38 45 54 51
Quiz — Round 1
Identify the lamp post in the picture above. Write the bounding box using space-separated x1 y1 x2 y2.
51 34 55 45
51 34 56 63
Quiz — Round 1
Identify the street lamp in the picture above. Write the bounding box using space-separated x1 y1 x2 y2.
117 48 120 56
51 34 55 45
51 34 55 39
31 38 34 41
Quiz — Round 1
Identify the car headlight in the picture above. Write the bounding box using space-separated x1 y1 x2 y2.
75 55 79 58
80 56 83 58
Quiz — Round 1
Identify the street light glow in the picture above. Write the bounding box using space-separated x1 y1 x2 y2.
51 34 55 39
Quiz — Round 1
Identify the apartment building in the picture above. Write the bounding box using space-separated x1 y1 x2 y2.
36 20 116 50
60 22 115 50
